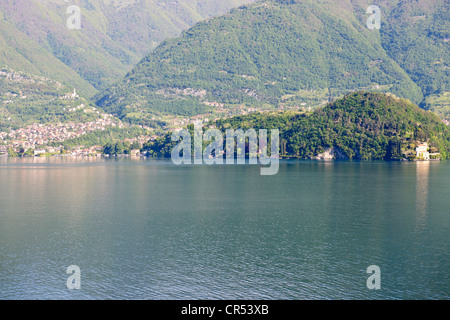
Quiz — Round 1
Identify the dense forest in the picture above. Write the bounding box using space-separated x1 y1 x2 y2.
143 92 450 160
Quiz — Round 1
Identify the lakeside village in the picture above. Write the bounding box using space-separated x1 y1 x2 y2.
0 112 262 159
1 88 448 160
0 112 159 157
0 120 444 161
0 87 290 158
0 105 448 161
0 103 276 158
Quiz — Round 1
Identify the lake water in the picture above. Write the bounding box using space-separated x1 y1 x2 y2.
0 157 448 300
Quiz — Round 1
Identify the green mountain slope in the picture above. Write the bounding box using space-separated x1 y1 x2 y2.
95 0 449 122
0 66 101 132
379 0 450 119
144 92 450 160
0 0 256 93
0 11 96 97
380 0 449 98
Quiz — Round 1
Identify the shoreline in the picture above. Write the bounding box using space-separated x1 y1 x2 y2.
0 154 443 163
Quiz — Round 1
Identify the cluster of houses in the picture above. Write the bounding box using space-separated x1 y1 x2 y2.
32 145 104 157
0 116 122 152
0 132 156 158
0 143 146 158
61 88 79 100
0 143 105 157
0 145 7 156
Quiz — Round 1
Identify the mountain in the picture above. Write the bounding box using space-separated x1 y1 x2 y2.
379 0 449 117
0 0 256 95
95 0 449 122
380 0 449 98
0 8 97 97
143 92 450 160
0 66 102 132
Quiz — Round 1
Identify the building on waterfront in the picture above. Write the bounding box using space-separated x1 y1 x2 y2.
34 149 46 156
0 145 7 156
416 143 430 160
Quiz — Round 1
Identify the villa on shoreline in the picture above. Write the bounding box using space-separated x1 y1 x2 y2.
415 142 441 161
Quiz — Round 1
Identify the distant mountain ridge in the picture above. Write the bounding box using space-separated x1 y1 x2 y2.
0 0 256 95
95 0 449 122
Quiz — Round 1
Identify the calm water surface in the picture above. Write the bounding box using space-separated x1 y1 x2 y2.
0 157 449 299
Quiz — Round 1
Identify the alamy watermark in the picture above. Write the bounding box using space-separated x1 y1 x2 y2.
63 264 381 292
171 121 280 175
66 265 81 289
366 5 381 30
65 1 81 30
366 265 381 290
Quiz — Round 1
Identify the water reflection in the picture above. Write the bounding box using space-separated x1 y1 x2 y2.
415 161 430 231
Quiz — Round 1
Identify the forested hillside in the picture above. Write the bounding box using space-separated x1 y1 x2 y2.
0 0 256 94
380 0 450 116
143 92 450 160
96 0 449 122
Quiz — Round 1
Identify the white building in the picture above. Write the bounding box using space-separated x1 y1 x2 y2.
34 149 46 156
416 143 430 160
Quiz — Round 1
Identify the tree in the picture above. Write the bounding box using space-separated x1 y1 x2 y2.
131 140 141 150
